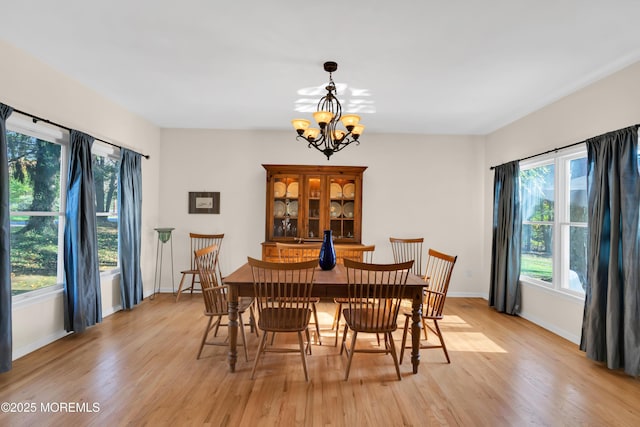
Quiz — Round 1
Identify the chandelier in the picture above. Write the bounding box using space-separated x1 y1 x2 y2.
291 61 365 160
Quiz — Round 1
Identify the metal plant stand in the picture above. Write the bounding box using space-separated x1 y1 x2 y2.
152 227 175 299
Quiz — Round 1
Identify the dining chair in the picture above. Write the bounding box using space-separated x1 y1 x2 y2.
389 237 424 277
331 244 376 346
275 242 323 345
176 233 224 301
340 259 414 381
194 244 257 362
399 248 457 364
247 257 317 381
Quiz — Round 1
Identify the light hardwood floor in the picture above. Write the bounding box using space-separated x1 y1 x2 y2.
1 295 639 426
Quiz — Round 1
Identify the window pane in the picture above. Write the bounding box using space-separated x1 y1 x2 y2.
97 219 118 271
7 131 61 212
8 130 63 295
521 224 553 283
10 215 59 295
521 164 554 222
569 157 588 222
567 225 587 293
93 154 119 271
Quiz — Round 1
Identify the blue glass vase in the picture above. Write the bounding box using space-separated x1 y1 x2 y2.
319 230 336 270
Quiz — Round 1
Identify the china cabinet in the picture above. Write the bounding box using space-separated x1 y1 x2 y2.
261 164 366 261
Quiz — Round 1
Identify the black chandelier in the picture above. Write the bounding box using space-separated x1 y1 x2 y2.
291 61 365 160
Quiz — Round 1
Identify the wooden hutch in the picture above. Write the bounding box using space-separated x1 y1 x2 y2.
261 164 367 261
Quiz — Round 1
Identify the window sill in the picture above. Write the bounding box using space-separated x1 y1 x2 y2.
519 278 585 303
12 285 64 308
12 270 121 308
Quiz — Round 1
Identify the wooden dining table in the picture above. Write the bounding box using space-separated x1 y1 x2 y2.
223 262 426 374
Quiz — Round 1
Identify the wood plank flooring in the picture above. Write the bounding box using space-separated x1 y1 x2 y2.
1 295 639 426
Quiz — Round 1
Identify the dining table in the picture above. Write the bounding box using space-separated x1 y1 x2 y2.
223 262 426 374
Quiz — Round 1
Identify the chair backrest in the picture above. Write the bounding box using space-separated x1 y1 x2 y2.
334 244 375 264
389 237 424 277
343 259 414 331
190 233 225 269
247 257 317 332
422 249 457 318
276 242 322 263
190 233 225 281
194 244 228 316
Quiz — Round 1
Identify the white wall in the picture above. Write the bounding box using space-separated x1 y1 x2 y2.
159 129 486 297
0 40 162 358
483 60 640 343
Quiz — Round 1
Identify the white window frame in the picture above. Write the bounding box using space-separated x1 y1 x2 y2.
519 145 587 299
7 114 69 301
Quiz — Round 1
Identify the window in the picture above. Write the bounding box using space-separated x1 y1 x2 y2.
7 114 120 297
92 146 119 272
520 147 587 295
7 119 67 296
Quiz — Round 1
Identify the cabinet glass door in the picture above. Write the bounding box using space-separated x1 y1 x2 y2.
272 176 299 239
306 176 322 239
329 177 356 241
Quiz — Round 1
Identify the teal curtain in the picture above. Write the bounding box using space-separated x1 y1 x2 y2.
63 130 101 332
581 125 640 376
0 103 14 372
118 148 143 309
489 161 522 314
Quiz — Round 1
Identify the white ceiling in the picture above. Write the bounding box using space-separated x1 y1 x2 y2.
2 1 640 135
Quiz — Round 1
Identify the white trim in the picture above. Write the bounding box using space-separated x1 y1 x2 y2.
12 285 64 307
518 309 581 344
13 329 71 360
520 279 584 303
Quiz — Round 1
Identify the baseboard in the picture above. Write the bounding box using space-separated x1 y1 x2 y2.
13 330 71 360
518 310 581 345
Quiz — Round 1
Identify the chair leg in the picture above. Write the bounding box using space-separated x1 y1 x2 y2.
399 315 410 364
239 313 249 362
433 319 450 363
197 316 214 359
251 332 268 380
423 318 429 340
331 303 340 330
387 331 402 381
298 331 310 382
344 330 358 380
189 273 197 295
333 303 343 347
175 273 190 302
312 303 322 345
305 328 312 355
249 306 259 337
340 324 349 355
213 315 223 337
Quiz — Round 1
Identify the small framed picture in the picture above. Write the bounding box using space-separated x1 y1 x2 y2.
188 192 220 214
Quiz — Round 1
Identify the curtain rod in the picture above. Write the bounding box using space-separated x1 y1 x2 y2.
12 108 150 159
489 124 640 170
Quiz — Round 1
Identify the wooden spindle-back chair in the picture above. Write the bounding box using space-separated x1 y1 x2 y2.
340 259 414 380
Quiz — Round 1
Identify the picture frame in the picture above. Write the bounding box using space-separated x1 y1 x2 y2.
188 191 220 214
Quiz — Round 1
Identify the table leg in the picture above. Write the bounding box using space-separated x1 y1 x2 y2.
228 286 239 372
411 296 422 374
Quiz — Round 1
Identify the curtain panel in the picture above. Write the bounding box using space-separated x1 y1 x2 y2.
63 130 102 333
581 125 640 376
118 149 143 309
0 103 14 372
489 161 522 314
